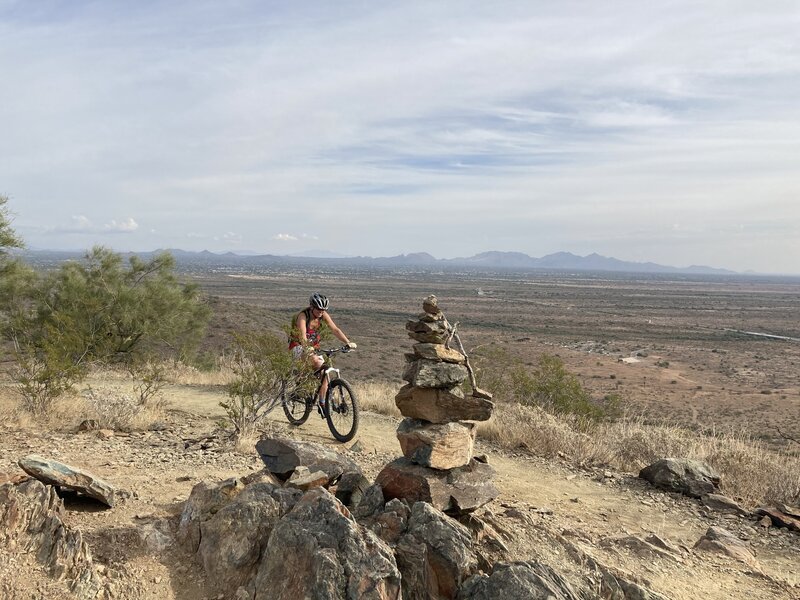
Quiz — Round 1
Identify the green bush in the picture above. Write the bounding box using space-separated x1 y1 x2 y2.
222 331 316 439
2 244 210 414
473 347 620 423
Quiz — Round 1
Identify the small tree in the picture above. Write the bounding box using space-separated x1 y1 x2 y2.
0 194 23 252
4 245 210 414
222 331 316 440
0 195 32 320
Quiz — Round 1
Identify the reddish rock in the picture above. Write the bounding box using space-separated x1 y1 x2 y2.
397 419 476 470
375 458 498 515
395 384 494 423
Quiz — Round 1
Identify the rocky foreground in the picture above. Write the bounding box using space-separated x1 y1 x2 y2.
1 408 799 600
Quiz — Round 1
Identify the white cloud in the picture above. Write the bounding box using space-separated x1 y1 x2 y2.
52 215 137 234
103 217 138 233
274 233 298 242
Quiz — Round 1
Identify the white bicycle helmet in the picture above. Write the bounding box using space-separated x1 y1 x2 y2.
309 293 330 310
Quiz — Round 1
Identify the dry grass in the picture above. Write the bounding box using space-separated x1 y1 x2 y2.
162 361 235 387
477 401 800 507
355 379 401 418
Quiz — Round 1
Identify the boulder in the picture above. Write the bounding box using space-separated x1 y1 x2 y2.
18 455 117 508
396 385 494 423
693 526 758 568
457 561 580 600
376 458 499 515
638 458 721 498
177 477 245 552
396 502 478 600
253 487 401 600
413 343 466 364
397 419 476 470
255 437 361 483
0 479 100 594
198 483 284 595
402 359 468 388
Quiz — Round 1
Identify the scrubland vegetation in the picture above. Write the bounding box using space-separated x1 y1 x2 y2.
1 194 798 508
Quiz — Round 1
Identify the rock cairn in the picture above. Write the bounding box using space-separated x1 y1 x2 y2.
376 295 499 515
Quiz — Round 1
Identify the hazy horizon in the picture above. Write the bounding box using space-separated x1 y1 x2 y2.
2 2 798 274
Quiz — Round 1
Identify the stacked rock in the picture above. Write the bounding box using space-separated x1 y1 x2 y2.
376 296 498 515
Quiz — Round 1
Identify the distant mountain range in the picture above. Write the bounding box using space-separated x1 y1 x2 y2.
20 248 738 275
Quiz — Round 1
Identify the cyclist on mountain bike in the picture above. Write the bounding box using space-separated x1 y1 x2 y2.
289 293 356 404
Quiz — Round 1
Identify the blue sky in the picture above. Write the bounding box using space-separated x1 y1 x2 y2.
1 1 799 273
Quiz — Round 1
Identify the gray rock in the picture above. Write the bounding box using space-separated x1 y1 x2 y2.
406 319 451 344
457 561 580 600
639 458 721 498
600 571 671 600
18 455 117 507
412 343 466 364
335 471 372 511
363 498 411 545
354 484 386 520
199 483 283 595
396 502 478 600
253 487 401 600
177 477 245 552
255 437 361 483
0 479 101 595
701 493 752 517
402 359 468 389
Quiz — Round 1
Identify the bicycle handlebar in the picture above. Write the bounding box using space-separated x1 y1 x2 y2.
315 345 355 356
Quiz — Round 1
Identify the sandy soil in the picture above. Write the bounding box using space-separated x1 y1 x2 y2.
1 381 798 600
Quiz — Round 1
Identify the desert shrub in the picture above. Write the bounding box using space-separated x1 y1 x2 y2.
2 246 210 415
81 387 161 431
222 331 316 440
473 347 619 422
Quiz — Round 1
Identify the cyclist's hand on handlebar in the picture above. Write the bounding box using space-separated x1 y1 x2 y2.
346 342 357 350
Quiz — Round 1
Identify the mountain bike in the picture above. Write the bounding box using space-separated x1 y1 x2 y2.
282 346 359 442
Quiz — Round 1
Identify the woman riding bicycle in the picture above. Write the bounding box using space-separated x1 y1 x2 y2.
289 293 356 404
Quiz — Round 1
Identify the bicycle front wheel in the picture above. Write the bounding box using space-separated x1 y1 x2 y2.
283 392 312 425
324 379 359 442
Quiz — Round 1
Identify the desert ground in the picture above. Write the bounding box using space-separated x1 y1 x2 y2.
1 266 799 599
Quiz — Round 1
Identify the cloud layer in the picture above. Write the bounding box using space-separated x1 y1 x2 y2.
1 1 798 272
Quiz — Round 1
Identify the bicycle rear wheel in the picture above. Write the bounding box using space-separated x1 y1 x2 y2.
324 379 359 442
283 392 312 425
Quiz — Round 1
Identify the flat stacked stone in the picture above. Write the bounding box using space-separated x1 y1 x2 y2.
376 296 498 515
